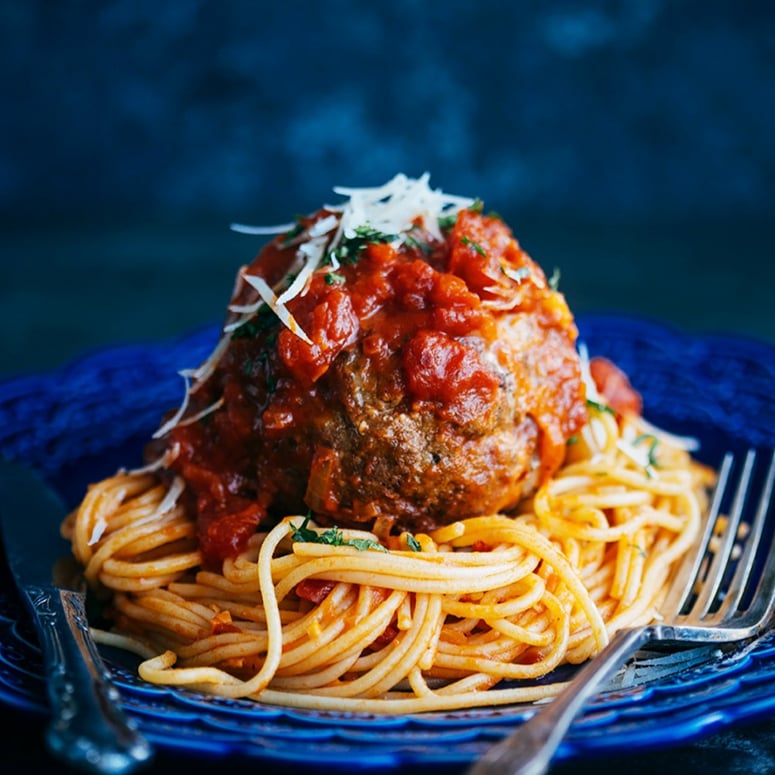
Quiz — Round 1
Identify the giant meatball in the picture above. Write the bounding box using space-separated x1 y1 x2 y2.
154 207 588 563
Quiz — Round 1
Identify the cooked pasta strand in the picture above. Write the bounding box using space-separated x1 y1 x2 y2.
69 408 713 713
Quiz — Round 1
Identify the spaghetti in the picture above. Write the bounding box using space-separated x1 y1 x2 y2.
62 175 715 712
63 394 713 712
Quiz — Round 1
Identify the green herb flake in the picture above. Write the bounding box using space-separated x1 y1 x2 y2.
345 537 389 552
231 318 265 340
353 224 397 243
231 320 257 340
289 513 318 543
230 305 278 340
586 398 616 415
325 272 346 285
405 534 422 552
460 236 486 256
290 514 388 552
330 224 398 266
281 218 306 246
438 213 458 231
634 433 660 469
404 234 432 254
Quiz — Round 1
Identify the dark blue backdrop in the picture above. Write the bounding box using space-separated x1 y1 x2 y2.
2 0 772 224
1 1 773 377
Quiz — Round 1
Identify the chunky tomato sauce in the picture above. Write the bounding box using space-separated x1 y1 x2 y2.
153 209 588 565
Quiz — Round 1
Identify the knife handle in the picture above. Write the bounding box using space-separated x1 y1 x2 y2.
23 584 154 775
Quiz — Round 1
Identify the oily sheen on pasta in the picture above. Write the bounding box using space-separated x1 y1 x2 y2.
63 174 715 712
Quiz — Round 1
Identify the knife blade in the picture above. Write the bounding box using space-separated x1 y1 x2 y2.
0 458 154 774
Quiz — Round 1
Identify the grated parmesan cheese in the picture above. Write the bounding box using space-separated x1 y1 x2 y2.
157 173 476 437
152 475 185 518
634 415 700 453
616 435 654 472
88 517 108 546
331 172 474 243
126 442 181 476
242 273 313 344
226 173 474 340
152 372 192 438
229 221 296 235
278 235 330 304
175 397 225 428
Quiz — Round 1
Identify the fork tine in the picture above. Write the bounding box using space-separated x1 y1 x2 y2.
748 519 775 629
717 448 775 621
465 448 775 775
659 451 734 618
692 449 757 618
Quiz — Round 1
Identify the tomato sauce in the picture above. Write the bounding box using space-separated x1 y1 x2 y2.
155 209 588 565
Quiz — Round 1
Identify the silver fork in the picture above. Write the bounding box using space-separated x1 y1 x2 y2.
468 448 775 775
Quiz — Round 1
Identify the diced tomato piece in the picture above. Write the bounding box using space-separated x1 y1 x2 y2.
589 357 643 416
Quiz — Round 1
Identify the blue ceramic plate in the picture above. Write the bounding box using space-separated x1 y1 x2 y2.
2 313 775 769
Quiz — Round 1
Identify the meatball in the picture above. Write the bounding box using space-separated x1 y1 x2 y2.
156 193 588 562
307 310 584 535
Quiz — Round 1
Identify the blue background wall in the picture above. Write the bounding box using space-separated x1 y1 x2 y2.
1 0 773 375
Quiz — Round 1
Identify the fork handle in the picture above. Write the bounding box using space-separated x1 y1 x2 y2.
468 627 653 775
23 584 155 775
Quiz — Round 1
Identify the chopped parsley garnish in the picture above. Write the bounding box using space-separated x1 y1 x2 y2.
634 433 660 469
230 306 279 339
438 213 458 231
281 218 306 246
330 224 397 265
404 233 432 254
405 534 422 552
290 514 388 552
325 272 346 285
460 236 486 256
437 201 491 231
586 398 615 415
231 319 262 340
